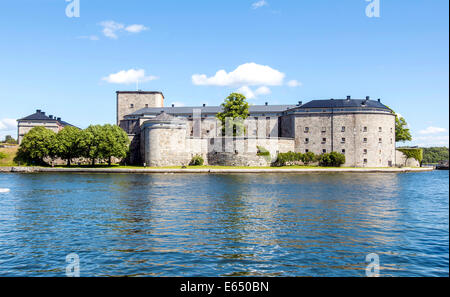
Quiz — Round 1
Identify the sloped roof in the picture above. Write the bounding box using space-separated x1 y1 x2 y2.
18 110 76 127
129 104 297 117
297 99 390 110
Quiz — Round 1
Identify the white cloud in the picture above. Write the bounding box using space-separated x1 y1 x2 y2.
170 102 186 107
125 24 148 33
252 0 268 9
192 63 285 87
414 135 449 147
100 21 125 39
287 79 302 87
418 126 447 135
0 118 16 131
102 69 158 84
237 86 256 99
100 21 148 39
255 86 271 95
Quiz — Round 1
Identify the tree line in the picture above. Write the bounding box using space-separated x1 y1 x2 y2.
16 125 130 166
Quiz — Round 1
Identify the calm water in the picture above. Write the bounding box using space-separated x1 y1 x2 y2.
0 171 448 277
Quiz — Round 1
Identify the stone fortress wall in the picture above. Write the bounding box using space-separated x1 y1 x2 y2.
117 91 405 168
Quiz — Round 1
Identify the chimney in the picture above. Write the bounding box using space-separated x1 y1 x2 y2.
366 96 370 100
36 109 41 113
298 101 302 106
172 104 175 107
265 102 268 106
203 103 206 107
49 115 53 119
57 117 61 121
378 98 381 102
42 112 46 116
346 96 351 100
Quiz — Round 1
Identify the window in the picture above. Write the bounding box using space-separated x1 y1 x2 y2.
379 127 382 132
322 138 326 143
305 149 309 153
363 126 368 132
145 104 149 108
391 138 393 144
379 150 382 154
305 138 309 143
342 149 346 154
364 158 368 163
321 127 326 132
363 138 368 143
363 149 368 154
391 128 393 133
341 138 346 143
322 149 327 153
130 104 134 108
304 127 309 133
379 138 382 143
341 126 346 132
266 117 270 121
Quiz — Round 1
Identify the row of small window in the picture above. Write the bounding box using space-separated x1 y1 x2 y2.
305 149 381 156
304 138 389 144
304 127 392 133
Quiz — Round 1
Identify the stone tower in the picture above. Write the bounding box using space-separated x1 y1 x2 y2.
116 91 164 126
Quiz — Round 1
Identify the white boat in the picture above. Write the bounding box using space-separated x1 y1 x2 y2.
0 188 10 193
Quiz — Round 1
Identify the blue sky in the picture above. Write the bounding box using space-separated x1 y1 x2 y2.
0 0 448 147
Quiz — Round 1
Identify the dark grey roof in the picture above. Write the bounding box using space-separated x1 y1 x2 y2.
297 99 391 110
128 104 297 117
18 110 76 127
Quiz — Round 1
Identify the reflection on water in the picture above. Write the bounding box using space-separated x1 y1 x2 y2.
0 171 448 276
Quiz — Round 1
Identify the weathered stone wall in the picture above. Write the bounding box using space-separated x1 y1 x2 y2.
293 112 396 167
396 150 420 167
116 91 164 126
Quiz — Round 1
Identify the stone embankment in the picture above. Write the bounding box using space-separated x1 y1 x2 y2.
0 166 434 174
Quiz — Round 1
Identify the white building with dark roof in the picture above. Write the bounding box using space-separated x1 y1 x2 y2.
17 110 75 144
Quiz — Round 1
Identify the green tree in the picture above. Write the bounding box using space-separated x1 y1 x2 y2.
98 124 130 166
0 152 6 160
301 152 318 165
56 126 83 166
422 147 449 164
82 125 104 166
216 93 249 136
15 127 57 165
395 116 412 142
3 135 17 144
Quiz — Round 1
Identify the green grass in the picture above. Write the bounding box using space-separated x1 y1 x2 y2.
0 146 19 166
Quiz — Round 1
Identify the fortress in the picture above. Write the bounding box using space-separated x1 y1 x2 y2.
117 91 398 167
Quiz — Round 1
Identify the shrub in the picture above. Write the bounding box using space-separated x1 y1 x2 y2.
190 154 204 166
301 152 318 165
319 152 346 167
0 152 6 160
275 151 304 166
257 146 271 162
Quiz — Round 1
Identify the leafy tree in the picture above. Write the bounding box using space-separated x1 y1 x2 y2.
216 93 249 136
56 126 83 166
319 152 346 167
2 135 17 144
397 148 423 166
98 124 130 166
0 152 6 160
422 147 449 164
82 125 104 166
395 116 412 142
15 126 57 165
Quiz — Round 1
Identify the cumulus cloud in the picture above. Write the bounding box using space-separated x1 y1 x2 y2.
414 135 449 147
192 63 285 87
236 86 271 99
102 69 158 84
418 126 447 135
287 79 302 87
252 0 268 9
100 21 148 39
0 118 16 131
125 24 148 33
255 86 271 95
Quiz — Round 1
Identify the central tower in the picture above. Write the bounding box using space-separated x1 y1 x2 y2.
116 91 164 126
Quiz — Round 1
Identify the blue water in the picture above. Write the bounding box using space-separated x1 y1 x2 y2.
0 171 448 277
